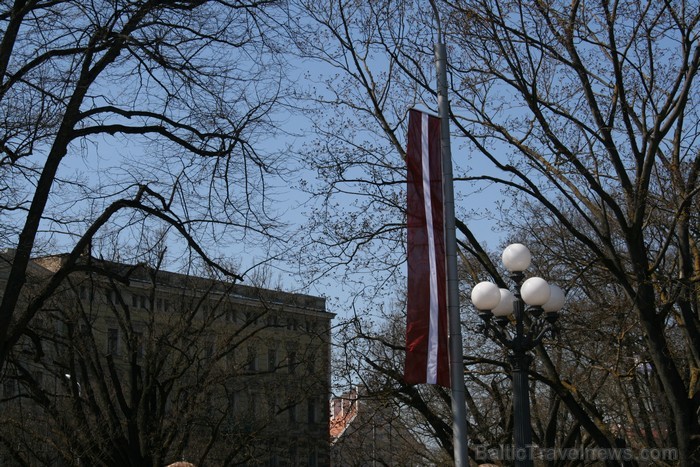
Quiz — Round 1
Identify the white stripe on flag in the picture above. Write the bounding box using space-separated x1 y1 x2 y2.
421 113 440 384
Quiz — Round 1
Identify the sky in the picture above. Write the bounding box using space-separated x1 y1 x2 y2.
48 69 506 325
30 17 510 324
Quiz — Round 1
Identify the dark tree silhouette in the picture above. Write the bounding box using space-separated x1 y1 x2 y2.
287 0 700 464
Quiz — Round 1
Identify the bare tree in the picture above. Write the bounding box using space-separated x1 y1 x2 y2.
287 0 700 464
0 0 288 374
0 248 332 465
449 0 700 463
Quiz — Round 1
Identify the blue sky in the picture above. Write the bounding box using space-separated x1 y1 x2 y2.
39 47 505 321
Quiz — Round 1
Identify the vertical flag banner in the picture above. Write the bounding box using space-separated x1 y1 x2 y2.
404 109 450 387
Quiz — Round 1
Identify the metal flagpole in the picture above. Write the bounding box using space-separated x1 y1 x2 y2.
429 1 469 465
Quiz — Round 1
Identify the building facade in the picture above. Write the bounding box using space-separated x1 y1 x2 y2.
0 251 333 466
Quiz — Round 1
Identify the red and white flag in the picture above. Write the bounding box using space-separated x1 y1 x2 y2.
404 109 450 387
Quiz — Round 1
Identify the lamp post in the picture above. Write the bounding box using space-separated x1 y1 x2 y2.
470 243 565 467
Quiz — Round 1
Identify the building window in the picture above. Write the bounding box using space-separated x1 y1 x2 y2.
80 286 94 301
132 294 138 307
247 347 257 371
226 347 236 369
267 313 278 327
288 351 297 374
79 324 91 337
248 392 258 418
308 448 318 467
3 379 15 397
107 328 119 355
105 289 117 304
55 320 67 337
134 331 144 358
226 309 236 323
288 403 296 423
289 445 297 465
246 311 259 326
267 394 277 419
306 353 315 375
229 390 238 411
268 348 277 372
33 317 45 331
307 399 317 424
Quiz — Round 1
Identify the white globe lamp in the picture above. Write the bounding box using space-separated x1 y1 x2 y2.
502 243 532 272
521 277 551 306
543 284 566 312
471 281 501 311
492 288 515 317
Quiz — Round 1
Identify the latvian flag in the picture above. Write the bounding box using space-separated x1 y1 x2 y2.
404 108 450 387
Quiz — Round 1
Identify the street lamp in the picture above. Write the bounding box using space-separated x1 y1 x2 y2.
470 243 565 467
